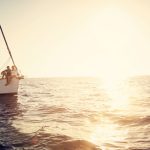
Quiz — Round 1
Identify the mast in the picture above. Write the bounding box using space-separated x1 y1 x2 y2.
0 25 16 67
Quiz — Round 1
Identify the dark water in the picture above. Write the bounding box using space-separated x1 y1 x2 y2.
0 77 150 150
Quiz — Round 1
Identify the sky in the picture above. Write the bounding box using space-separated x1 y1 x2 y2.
0 0 150 78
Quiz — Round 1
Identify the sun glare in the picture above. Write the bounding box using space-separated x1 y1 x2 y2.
87 5 138 79
89 120 127 147
99 70 131 111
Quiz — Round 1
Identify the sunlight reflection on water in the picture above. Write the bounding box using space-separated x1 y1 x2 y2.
6 77 150 149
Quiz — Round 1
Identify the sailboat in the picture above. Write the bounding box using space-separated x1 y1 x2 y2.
0 25 23 95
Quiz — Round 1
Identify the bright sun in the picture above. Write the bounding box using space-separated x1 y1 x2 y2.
88 5 137 79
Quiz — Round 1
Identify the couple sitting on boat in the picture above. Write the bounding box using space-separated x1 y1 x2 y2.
1 65 19 85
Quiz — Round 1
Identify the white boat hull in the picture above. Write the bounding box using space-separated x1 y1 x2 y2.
0 78 19 94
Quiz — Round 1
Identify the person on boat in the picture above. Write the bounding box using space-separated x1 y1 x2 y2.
11 65 19 78
1 70 7 79
5 66 12 86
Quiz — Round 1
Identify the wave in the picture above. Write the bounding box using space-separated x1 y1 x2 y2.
0 133 101 150
50 139 101 150
116 116 150 126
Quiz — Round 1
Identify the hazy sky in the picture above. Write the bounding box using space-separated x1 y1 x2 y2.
0 0 150 77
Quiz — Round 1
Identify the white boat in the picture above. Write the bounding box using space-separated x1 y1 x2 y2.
0 78 19 94
0 25 23 95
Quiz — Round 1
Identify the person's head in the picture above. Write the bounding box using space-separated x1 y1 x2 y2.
7 66 10 69
12 66 14 70
12 65 17 70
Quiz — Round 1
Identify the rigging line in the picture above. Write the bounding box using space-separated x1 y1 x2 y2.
0 25 16 67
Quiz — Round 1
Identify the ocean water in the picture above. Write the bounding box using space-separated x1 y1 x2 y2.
0 77 150 150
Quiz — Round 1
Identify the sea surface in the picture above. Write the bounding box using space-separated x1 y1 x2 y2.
0 77 150 150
